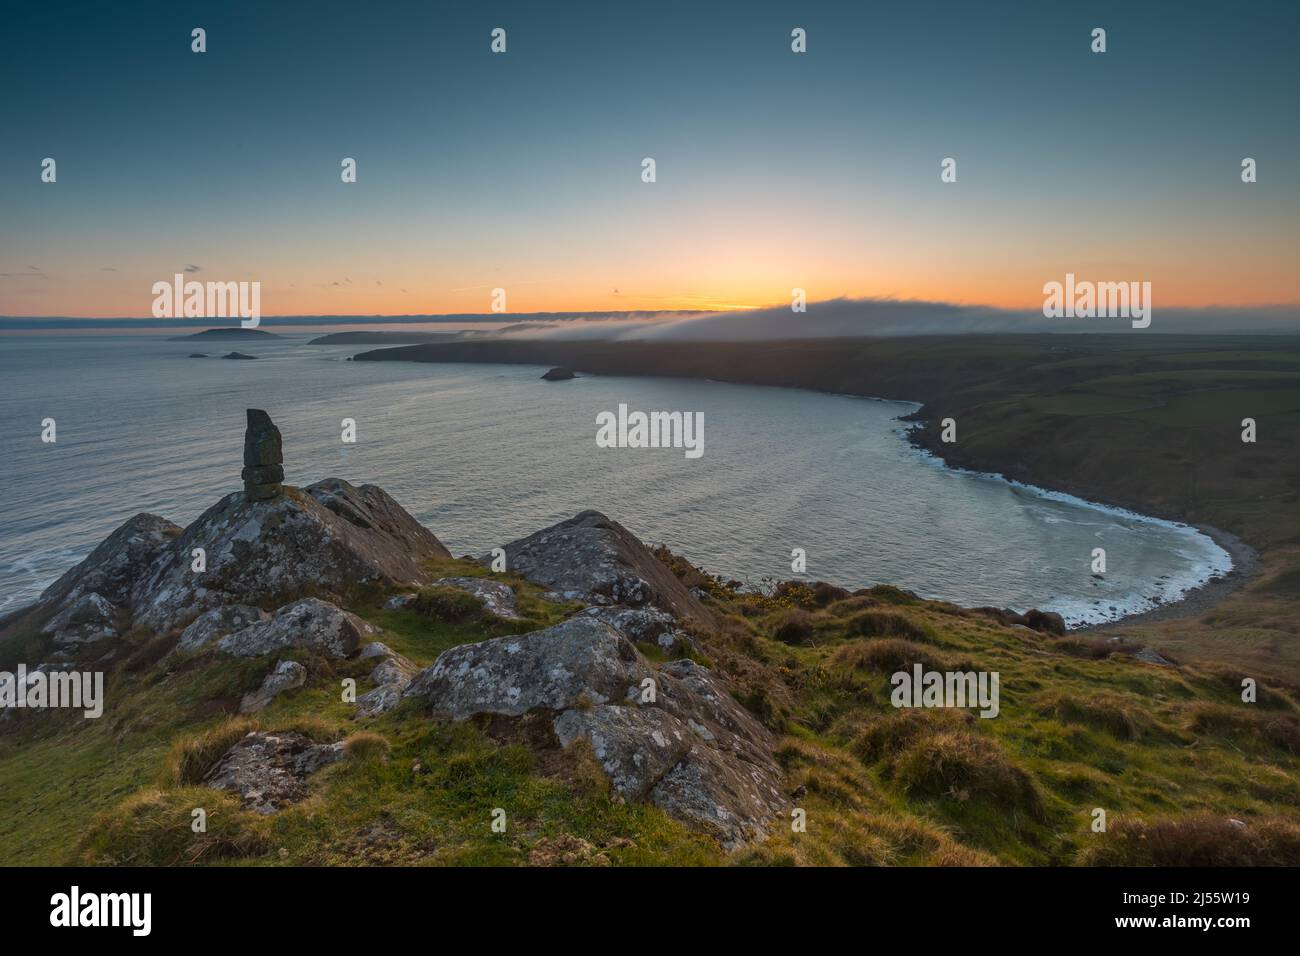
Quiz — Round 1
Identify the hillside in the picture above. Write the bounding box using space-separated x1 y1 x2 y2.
2 409 1297 867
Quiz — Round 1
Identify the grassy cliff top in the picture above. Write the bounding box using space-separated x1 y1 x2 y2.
3 555 1297 867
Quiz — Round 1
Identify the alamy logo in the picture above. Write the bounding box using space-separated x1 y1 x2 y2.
1 665 103 718
596 403 704 459
50 886 151 936
151 273 261 328
1042 273 1151 329
891 664 1000 718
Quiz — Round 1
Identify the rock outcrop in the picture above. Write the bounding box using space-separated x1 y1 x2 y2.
239 660 307 714
218 599 374 659
173 604 268 654
203 731 343 813
487 510 711 624
130 477 449 635
25 411 451 646
354 641 419 717
403 615 785 848
579 605 690 655
31 513 181 650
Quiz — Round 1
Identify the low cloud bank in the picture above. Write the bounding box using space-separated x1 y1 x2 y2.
494 297 1300 342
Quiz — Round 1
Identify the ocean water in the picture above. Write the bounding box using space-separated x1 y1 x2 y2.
0 333 1231 625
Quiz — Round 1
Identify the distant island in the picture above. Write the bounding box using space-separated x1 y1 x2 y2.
221 351 258 360
169 327 280 341
308 330 463 346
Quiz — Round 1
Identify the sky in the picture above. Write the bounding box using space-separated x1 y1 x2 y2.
2 0 1298 320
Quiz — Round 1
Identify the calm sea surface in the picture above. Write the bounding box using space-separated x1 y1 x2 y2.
0 333 1230 625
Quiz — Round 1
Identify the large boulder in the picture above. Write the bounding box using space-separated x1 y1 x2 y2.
173 604 268 654
218 598 374 659
130 478 450 634
486 511 710 624
404 616 648 718
402 615 785 848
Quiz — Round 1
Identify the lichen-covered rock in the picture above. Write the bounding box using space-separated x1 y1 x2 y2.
36 513 181 612
174 604 268 654
41 592 120 646
29 513 181 647
553 705 688 796
402 616 651 718
239 660 307 714
203 731 343 814
218 598 373 659
558 658 786 849
581 605 689 654
355 684 404 717
430 577 523 620
353 642 419 716
402 615 785 848
486 510 710 624
130 477 449 634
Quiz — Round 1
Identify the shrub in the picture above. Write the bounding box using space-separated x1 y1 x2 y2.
892 730 1045 819
864 585 920 606
412 585 484 622
1078 814 1300 866
850 708 974 764
1036 692 1144 740
342 731 391 761
832 638 950 674
811 582 851 606
1187 703 1300 754
846 610 932 642
771 609 815 645
76 788 269 866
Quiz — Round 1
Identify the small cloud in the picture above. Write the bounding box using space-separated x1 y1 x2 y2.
100 266 118 272
1 267 51 279
184 264 202 273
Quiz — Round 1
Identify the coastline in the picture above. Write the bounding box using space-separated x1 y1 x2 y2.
902 419 1259 630
1078 523 1258 632
357 338 1262 631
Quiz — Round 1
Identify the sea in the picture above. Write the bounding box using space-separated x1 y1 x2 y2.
0 332 1232 626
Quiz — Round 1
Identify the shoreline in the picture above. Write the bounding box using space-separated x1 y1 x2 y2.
1077 523 1258 632
902 421 1260 631
356 343 1261 632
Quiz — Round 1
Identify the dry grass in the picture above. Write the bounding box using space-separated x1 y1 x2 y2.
1078 813 1300 866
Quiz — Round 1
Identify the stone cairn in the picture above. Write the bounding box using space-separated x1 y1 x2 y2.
242 409 285 500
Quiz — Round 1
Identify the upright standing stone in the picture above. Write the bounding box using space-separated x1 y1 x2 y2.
242 409 285 500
